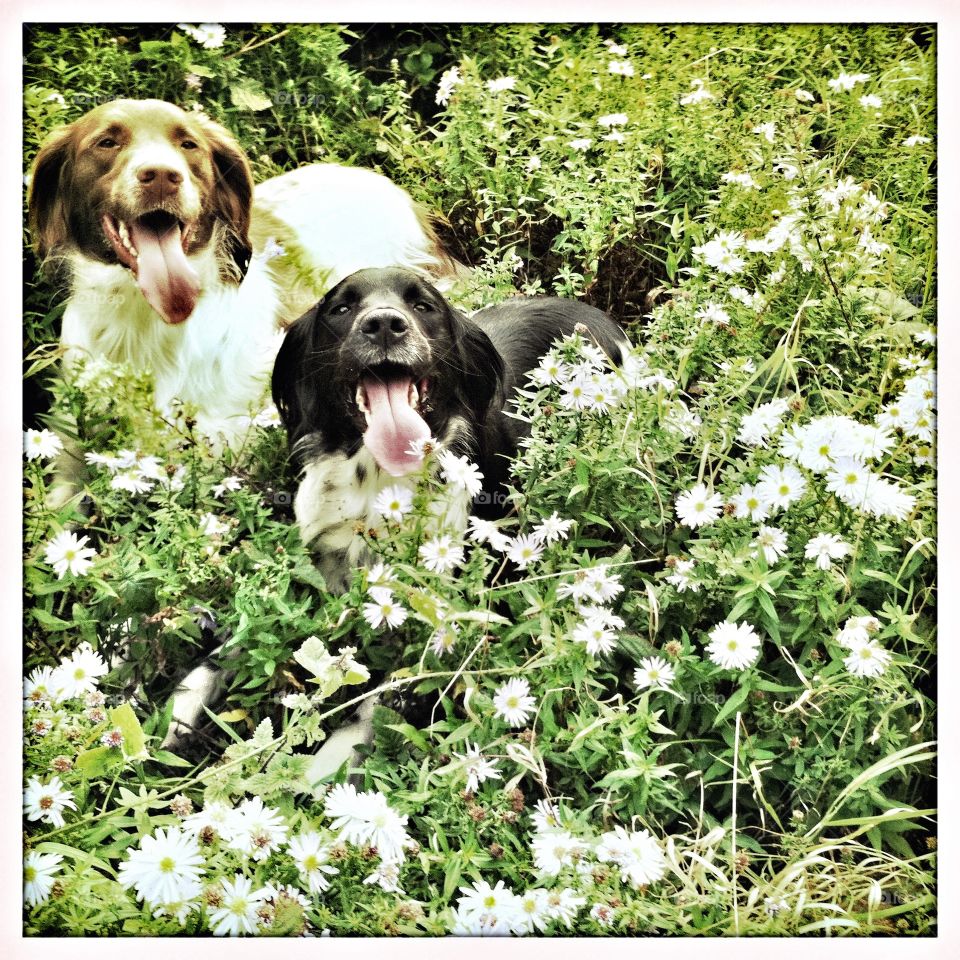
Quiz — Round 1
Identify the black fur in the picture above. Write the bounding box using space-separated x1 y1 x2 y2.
272 266 628 516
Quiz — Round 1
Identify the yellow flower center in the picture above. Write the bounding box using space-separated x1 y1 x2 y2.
159 856 175 873
727 640 739 651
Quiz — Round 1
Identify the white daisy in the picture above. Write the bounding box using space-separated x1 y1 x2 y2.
633 656 676 690
753 525 788 565
836 615 881 649
438 451 484 497
374 485 414 522
117 826 204 907
530 798 562 833
287 831 339 894
665 557 699 593
705 621 762 670
362 587 409 629
804 533 851 570
23 665 67 707
43 531 97 579
486 76 517 93
467 516 512 551
756 463 807 511
24 429 63 461
533 512 574 544
50 642 108 699
207 873 266 936
507 534 544 569
730 483 773 522
227 796 289 862
590 902 617 926
493 677 536 727
24 850 64 907
419 534 464 574
23 776 77 828
543 887 586 927
844 640 892 678
572 616 618 656
435 66 462 106
675 483 724 528
753 121 777 143
324 784 410 862
198 513 230 538
455 743 503 793
429 623 459 656
531 829 583 875
211 475 243 498
596 825 667 888
181 800 240 842
828 71 871 91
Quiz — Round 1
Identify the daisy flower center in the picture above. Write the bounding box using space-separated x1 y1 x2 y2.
65 549 77 561
303 854 319 872
727 640 739 651
39 795 53 810
694 501 706 512
648 670 660 680
746 497 759 510
25 866 37 881
778 484 790 496
159 856 176 873
229 897 248 916
507 695 519 709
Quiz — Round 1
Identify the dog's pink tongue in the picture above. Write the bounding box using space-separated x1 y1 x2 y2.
130 218 200 325
362 378 430 477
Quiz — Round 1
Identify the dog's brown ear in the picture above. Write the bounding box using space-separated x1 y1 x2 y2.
197 115 254 281
28 123 77 260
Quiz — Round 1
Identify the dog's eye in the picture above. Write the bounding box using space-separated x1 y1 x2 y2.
96 137 119 149
332 304 351 315
180 139 198 150
413 302 433 313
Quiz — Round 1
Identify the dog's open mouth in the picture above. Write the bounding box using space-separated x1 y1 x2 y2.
101 210 201 325
354 367 432 477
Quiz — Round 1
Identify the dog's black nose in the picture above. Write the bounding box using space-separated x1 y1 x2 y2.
359 309 410 347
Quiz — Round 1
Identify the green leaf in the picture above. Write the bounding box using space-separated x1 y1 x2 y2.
110 702 148 762
713 682 751 727
230 81 273 111
150 749 193 768
75 745 121 779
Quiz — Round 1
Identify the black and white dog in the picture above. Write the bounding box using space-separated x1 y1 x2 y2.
164 268 629 777
271 266 630 585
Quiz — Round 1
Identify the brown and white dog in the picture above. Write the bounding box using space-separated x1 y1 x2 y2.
28 98 455 447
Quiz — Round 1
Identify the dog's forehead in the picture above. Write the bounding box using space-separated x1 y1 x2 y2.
342 267 436 299
80 99 202 137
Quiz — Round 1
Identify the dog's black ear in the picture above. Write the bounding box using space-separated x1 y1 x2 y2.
448 309 505 424
271 311 313 441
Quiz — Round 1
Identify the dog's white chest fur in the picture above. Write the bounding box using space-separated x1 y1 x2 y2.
294 445 471 592
62 249 281 443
